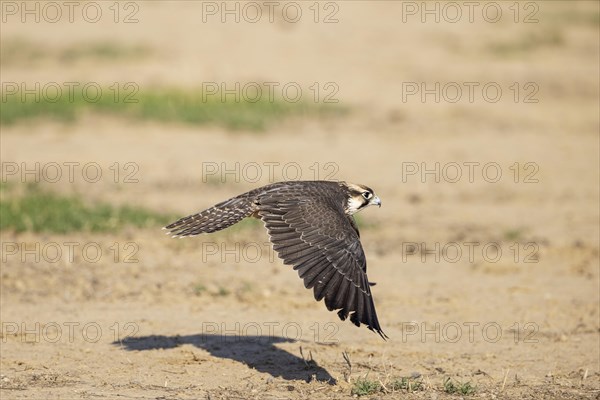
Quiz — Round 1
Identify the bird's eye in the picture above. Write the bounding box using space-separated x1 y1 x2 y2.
362 192 372 199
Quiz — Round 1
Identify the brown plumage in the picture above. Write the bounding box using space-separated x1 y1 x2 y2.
164 180 387 339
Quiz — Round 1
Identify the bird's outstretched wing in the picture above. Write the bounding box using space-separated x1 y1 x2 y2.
257 192 387 339
164 190 259 237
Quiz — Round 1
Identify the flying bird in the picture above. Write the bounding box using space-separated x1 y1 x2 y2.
164 180 387 339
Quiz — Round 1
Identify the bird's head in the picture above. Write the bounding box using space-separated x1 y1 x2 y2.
342 182 381 215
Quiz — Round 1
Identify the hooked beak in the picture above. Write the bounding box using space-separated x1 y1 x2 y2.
370 196 381 208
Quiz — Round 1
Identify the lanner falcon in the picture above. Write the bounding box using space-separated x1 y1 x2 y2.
164 180 387 339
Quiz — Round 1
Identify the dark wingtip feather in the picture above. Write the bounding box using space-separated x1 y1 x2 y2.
372 326 388 341
337 309 348 321
349 312 361 327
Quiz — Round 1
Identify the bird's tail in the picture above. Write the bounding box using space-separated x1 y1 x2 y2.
163 193 257 237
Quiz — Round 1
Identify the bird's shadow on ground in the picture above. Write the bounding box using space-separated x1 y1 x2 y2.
113 334 336 384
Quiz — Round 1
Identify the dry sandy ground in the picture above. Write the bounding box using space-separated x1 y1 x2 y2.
1 2 599 399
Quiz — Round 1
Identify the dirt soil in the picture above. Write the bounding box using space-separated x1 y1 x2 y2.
1 2 599 399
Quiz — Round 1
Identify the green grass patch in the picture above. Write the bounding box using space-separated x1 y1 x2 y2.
0 184 175 234
58 42 151 63
488 29 564 57
351 377 381 396
544 6 600 28
443 377 476 396
504 228 523 241
0 181 15 192
352 213 379 230
390 376 423 392
221 217 263 233
193 283 207 296
0 38 46 66
1 38 151 67
0 85 347 131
